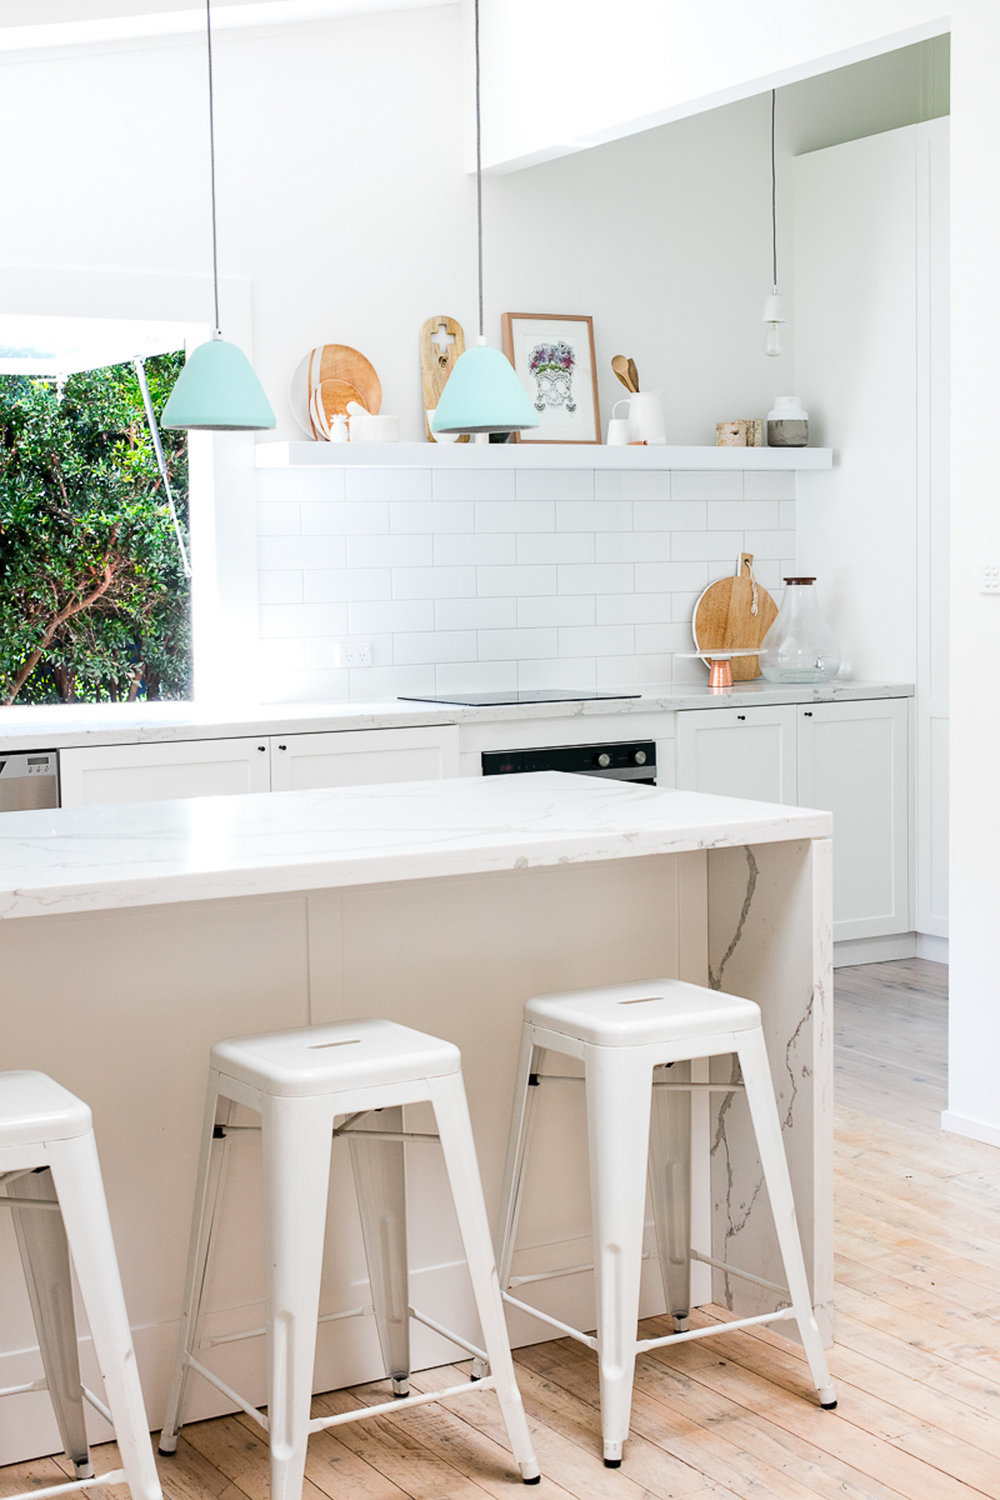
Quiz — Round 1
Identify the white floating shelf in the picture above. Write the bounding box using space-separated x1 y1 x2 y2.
255 441 834 471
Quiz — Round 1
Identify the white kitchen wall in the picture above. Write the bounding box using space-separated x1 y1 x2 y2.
256 464 796 700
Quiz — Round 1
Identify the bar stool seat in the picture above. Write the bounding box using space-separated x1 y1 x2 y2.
0 1071 162 1500
159 1018 540 1498
497 979 837 1467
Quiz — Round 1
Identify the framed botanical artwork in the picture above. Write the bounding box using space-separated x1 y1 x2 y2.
501 313 600 443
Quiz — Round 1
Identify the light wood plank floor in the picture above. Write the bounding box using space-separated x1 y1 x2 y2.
5 958 1000 1500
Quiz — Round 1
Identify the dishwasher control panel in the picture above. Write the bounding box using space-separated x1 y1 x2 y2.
0 751 60 810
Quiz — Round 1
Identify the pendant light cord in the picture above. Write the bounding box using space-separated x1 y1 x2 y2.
474 0 484 340
205 0 221 337
770 87 778 294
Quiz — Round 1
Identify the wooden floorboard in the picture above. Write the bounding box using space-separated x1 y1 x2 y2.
4 956 1000 1500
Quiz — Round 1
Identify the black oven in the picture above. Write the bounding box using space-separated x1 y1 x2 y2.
481 740 656 785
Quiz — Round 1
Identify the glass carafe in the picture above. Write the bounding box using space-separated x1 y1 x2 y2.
759 577 841 683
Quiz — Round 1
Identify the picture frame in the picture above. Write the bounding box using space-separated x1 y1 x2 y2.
501 313 600 444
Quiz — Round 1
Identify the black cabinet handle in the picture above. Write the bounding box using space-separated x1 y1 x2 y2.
803 711 813 718
278 743 287 751
737 714 746 721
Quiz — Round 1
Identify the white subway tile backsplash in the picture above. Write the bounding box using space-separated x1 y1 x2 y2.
258 535 347 570
558 625 635 658
632 500 707 531
304 568 392 602
593 471 671 501
302 502 389 536
516 469 595 502
348 535 434 568
345 468 433 503
517 595 595 628
435 597 517 630
254 461 795 699
477 565 558 597
478 627 557 661
475 500 554 533
433 534 517 566
259 571 304 605
258 502 301 536
433 469 516 502
516 533 594 564
595 533 672 563
392 566 477 599
394 631 478 665
391 501 473 535
558 563 634 595
556 500 632 532
670 471 744 501
744 470 796 500
670 531 744 562
707 500 781 530
349 600 435 635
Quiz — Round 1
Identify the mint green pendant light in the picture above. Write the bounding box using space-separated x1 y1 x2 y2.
163 0 275 431
431 0 537 437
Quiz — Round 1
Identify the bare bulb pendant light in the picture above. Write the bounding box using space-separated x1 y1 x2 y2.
162 0 276 430
431 0 538 437
762 88 785 359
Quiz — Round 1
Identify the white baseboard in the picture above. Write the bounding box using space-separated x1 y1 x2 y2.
834 933 917 967
941 1111 1000 1148
916 933 949 964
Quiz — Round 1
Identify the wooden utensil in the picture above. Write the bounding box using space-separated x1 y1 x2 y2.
611 354 635 392
692 552 777 681
626 357 639 392
420 315 469 442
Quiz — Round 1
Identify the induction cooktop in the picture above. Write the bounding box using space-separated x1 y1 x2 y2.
398 690 641 707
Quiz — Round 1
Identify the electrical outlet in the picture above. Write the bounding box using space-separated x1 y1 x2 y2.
338 641 373 669
979 561 1000 594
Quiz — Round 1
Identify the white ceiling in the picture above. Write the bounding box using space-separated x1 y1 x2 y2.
0 0 452 51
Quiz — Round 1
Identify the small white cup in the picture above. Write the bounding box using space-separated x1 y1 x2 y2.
350 411 400 443
426 408 460 444
606 416 630 445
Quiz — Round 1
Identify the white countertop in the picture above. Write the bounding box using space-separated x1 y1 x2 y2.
0 681 913 753
0 771 831 920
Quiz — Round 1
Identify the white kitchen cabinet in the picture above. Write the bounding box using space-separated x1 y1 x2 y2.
268 725 459 791
676 698 910 942
59 736 272 806
59 726 459 806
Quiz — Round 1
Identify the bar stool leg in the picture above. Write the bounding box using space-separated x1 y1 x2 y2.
735 1028 837 1408
261 1092 337 1500
495 1030 543 1292
429 1074 540 1485
49 1135 163 1500
9 1168 93 1478
348 1106 411 1396
648 1061 693 1331
159 1087 236 1455
585 1048 654 1467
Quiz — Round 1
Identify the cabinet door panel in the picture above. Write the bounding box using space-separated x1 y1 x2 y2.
797 700 910 941
675 707 797 804
269 726 460 791
59 738 271 807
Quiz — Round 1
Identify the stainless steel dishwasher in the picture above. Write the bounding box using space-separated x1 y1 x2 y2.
0 750 60 810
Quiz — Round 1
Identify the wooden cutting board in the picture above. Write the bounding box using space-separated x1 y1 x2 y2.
692 552 778 681
420 314 469 442
307 344 381 420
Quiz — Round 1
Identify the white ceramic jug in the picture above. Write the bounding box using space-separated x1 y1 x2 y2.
618 390 666 445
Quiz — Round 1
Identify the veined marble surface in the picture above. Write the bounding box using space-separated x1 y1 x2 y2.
0 680 913 752
0 771 831 920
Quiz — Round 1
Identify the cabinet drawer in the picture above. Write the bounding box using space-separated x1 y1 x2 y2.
675 706 797 805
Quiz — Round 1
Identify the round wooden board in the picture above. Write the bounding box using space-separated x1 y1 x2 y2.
692 565 777 681
311 343 381 414
315 378 365 421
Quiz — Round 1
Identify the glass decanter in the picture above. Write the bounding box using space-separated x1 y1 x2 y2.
759 577 841 683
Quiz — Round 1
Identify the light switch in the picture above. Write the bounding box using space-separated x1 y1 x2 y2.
979 561 1000 594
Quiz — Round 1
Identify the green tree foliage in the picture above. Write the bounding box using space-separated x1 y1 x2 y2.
0 352 191 704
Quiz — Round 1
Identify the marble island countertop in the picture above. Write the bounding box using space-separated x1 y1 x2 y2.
0 680 914 752
0 771 831 920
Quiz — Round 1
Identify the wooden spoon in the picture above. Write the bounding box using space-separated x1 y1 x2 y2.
611 355 636 392
626 357 639 392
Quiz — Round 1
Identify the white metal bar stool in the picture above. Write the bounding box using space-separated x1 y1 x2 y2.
158 1018 540 1497
496 978 837 1467
0 1071 162 1500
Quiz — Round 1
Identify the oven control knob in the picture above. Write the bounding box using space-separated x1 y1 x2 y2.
634 749 647 766
597 752 612 769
